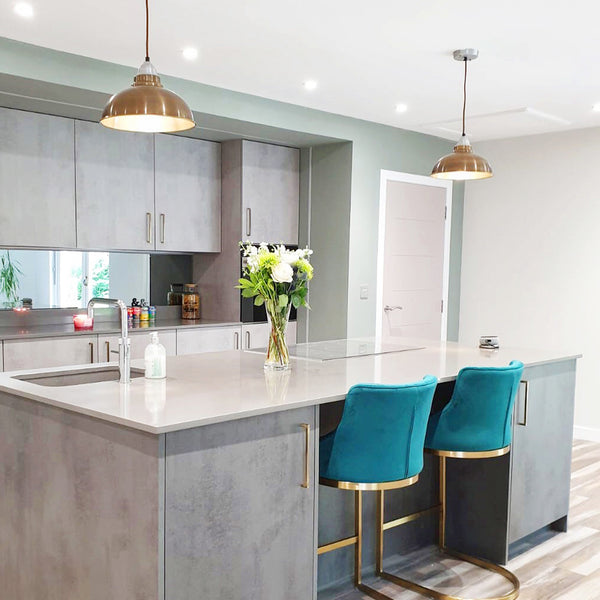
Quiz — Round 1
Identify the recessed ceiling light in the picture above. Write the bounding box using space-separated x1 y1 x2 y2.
593 103 600 112
14 2 34 18
303 80 318 91
182 47 199 61
395 103 408 113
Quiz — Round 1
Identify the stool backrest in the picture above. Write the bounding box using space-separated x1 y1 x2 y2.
325 376 437 483
431 360 524 452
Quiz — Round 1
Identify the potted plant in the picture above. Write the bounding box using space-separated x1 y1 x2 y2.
238 243 313 370
0 251 22 308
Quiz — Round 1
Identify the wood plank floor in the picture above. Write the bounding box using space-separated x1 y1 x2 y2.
321 440 600 600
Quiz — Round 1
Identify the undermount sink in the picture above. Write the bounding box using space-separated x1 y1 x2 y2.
14 366 144 387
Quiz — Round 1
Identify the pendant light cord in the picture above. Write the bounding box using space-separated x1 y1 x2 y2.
462 58 467 137
145 0 150 61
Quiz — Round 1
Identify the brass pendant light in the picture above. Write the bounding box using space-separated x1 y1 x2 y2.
431 49 492 180
100 0 195 133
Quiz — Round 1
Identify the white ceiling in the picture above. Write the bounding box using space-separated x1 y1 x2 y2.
2 0 600 141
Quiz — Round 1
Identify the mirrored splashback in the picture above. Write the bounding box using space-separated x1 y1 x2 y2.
0 249 150 309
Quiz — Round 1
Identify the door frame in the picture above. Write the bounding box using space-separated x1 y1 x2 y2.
375 170 453 341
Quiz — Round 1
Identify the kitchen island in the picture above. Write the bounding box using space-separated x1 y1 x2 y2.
0 340 580 599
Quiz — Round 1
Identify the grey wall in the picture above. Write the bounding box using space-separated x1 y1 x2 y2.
0 36 464 341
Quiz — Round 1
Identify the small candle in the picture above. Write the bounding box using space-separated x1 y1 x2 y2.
73 314 94 330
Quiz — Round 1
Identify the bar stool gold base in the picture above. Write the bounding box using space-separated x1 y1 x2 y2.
317 447 519 600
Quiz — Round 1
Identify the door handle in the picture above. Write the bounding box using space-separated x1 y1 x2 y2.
300 423 310 488
234 331 240 350
160 213 165 244
89 342 94 364
146 212 152 244
105 340 110 362
246 208 251 237
517 380 529 426
245 330 251 349
384 305 403 312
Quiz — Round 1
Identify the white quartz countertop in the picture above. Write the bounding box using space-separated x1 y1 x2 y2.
0 338 581 434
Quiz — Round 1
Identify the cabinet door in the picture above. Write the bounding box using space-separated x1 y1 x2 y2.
165 406 316 600
0 108 76 248
176 326 241 355
97 330 177 362
75 121 155 251
242 141 299 244
242 322 297 349
508 360 577 543
241 322 270 349
3 335 97 371
155 135 221 252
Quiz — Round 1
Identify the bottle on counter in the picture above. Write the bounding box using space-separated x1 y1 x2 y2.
182 283 200 319
144 332 166 379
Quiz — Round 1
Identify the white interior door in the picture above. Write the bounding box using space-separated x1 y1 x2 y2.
377 173 451 341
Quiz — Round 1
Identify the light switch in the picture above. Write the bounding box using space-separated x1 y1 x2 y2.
359 285 369 300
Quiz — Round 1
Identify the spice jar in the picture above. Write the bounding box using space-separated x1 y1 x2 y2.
182 284 200 320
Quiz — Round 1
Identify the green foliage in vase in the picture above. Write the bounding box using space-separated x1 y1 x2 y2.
0 251 22 305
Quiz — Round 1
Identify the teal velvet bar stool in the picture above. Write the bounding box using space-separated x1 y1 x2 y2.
379 361 524 600
318 376 437 600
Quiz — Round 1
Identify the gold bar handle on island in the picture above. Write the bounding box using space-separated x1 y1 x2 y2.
300 423 310 488
146 212 152 244
517 380 529 426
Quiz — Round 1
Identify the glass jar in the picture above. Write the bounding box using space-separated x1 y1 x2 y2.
167 283 185 306
182 284 200 320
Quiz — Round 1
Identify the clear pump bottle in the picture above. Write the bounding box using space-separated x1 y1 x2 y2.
144 332 166 379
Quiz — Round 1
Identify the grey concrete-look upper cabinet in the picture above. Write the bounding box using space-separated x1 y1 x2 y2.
155 134 221 252
0 108 76 248
242 140 299 245
75 121 155 251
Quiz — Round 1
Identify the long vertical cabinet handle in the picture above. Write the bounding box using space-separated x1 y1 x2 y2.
246 208 252 237
146 212 152 244
245 331 251 349
105 341 110 362
89 342 94 364
517 380 529 426
300 423 310 488
160 213 165 244
234 331 240 350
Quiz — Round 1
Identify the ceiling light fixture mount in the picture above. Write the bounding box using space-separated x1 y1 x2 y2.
100 0 195 133
431 48 493 181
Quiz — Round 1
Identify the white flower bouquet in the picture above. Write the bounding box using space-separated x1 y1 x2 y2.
238 242 314 370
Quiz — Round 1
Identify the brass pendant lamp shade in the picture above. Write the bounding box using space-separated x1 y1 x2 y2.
431 49 492 181
100 0 195 133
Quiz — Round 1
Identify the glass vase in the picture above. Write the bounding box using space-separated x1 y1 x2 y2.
264 301 292 371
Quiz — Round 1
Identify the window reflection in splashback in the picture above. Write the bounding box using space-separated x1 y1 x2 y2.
0 249 150 309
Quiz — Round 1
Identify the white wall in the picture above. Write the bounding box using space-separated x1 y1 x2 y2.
459 127 600 441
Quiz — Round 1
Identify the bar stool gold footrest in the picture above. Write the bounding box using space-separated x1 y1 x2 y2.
379 548 520 600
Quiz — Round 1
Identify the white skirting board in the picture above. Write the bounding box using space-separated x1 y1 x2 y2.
573 425 600 443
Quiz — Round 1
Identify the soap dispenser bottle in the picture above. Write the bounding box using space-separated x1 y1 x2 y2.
145 332 166 379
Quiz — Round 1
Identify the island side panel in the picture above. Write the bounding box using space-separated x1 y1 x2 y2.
0 392 161 600
165 406 317 600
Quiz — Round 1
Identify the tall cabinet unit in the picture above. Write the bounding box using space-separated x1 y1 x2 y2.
154 135 221 253
75 121 155 251
193 139 301 322
242 140 300 245
0 108 76 248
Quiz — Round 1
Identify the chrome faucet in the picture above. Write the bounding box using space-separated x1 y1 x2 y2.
87 297 131 384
